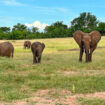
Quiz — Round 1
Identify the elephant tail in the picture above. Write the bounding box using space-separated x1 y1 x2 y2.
12 48 14 58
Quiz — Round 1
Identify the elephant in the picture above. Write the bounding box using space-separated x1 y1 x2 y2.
31 42 45 64
0 42 14 58
73 30 101 62
24 41 31 49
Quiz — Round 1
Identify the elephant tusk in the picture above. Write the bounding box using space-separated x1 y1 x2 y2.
89 49 90 54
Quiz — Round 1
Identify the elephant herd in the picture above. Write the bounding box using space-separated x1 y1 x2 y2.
0 41 45 64
24 41 45 63
0 30 101 63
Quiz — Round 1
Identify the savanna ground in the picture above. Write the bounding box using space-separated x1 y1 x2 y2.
0 37 105 105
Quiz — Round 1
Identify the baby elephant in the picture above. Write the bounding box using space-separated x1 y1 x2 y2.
0 42 14 58
24 41 31 49
31 42 45 64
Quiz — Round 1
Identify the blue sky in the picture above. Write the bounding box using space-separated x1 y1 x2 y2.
0 0 105 30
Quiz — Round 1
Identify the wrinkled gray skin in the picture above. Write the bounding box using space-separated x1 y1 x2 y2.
0 42 14 58
31 42 45 64
73 30 101 62
24 41 31 49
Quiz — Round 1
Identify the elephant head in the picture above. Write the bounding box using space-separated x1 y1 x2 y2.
31 42 45 64
24 41 31 49
73 30 101 62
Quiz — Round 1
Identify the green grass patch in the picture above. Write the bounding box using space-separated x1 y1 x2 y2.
78 98 105 105
0 37 105 102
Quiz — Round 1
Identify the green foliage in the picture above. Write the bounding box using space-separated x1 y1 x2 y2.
78 98 105 105
72 84 75 93
0 27 10 34
32 27 38 33
0 30 6 39
71 12 99 33
0 12 105 39
97 22 105 35
12 23 27 31
44 21 68 38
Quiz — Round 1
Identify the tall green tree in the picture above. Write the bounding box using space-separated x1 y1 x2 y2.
32 27 38 33
71 12 99 32
12 23 27 31
0 30 5 39
0 27 10 34
44 21 68 38
12 23 28 39
97 22 105 35
52 21 67 29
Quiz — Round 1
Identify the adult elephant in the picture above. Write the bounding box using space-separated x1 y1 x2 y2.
73 30 101 62
31 42 45 64
24 41 31 49
0 42 14 58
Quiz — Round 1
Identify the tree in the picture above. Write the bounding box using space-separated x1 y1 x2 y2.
32 27 38 33
71 12 99 32
12 23 27 31
97 22 105 35
0 30 5 39
52 21 67 29
12 23 28 39
67 26 76 37
44 21 68 38
0 27 10 34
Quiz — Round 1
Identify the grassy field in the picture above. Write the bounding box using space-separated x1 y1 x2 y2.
78 98 105 105
0 37 105 104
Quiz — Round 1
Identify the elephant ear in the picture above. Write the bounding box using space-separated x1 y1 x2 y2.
41 43 45 50
89 31 101 46
73 30 85 48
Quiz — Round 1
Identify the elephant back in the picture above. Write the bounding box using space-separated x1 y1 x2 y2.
0 42 14 57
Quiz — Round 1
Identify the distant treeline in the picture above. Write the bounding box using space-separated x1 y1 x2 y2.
0 12 105 40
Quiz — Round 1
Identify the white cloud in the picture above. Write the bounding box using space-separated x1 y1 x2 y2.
0 0 23 6
57 8 68 12
30 6 69 14
25 21 49 31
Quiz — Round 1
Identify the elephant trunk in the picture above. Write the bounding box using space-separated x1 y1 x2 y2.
84 43 91 62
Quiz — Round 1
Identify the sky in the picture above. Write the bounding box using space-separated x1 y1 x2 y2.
0 0 105 30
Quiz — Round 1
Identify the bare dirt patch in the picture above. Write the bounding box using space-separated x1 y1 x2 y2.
59 46 105 52
85 92 105 98
58 70 78 76
0 89 75 105
1 89 105 105
58 70 105 77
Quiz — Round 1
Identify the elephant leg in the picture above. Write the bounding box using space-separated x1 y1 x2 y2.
88 46 96 62
7 53 11 58
79 47 84 62
38 56 41 63
86 53 89 62
28 46 30 49
11 49 14 58
85 51 89 62
88 53 92 62
36 56 39 63
28 45 30 49
33 53 37 64
12 53 14 58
